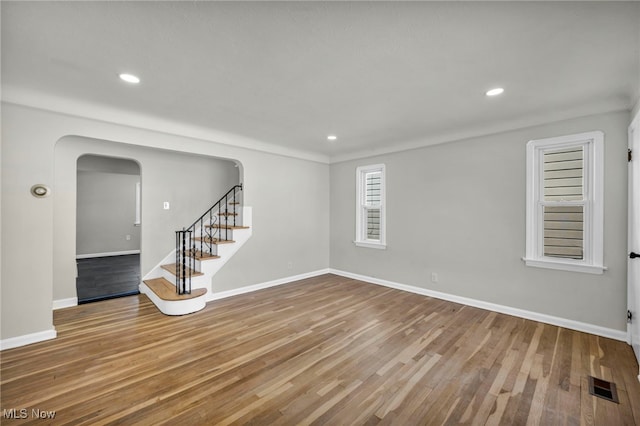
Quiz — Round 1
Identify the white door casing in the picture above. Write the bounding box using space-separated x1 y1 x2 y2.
628 111 640 380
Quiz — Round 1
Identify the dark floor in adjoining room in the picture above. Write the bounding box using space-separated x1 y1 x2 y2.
76 254 140 303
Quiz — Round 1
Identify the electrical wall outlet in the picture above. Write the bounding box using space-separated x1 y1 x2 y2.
126 234 131 241
431 272 438 283
163 201 170 210
287 261 293 269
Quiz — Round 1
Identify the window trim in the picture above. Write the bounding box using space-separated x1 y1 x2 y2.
524 131 605 274
355 164 386 249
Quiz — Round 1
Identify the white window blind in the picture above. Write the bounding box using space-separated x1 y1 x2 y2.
365 171 382 240
542 148 584 259
355 164 386 249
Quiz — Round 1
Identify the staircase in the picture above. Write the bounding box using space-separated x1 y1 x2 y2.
140 184 252 315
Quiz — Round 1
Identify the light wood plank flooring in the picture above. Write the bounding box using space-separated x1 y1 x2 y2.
2 274 639 425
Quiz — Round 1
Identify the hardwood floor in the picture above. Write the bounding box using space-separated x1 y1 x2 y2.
2 274 639 425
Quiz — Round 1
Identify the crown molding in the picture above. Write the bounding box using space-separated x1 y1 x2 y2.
1 86 331 165
329 101 631 164
3 86 633 166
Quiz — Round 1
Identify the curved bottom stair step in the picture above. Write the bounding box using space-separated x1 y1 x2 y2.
141 278 207 315
144 278 206 300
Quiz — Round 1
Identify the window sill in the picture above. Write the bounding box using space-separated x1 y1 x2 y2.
522 257 606 275
354 241 387 250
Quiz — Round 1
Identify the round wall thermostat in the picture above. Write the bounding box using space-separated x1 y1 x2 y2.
30 184 51 198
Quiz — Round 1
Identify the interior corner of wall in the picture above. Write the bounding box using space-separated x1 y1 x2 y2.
632 97 640 125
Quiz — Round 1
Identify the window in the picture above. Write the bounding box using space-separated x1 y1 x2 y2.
355 164 386 249
525 131 604 274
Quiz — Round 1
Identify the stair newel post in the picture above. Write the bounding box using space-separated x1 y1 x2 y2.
199 217 204 260
180 228 187 295
191 232 197 287
224 193 229 241
187 229 192 294
175 230 181 294
233 188 237 227
209 208 214 257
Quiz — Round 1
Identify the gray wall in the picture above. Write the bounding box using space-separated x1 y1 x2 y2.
1 102 330 341
77 156 141 256
330 110 630 331
212 154 330 292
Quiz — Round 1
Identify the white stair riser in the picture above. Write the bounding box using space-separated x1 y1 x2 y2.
191 257 218 271
197 259 221 275
161 269 209 288
195 229 235 243
190 245 219 257
207 228 235 241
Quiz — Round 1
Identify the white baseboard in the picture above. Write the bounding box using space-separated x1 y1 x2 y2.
76 250 140 259
0 329 57 351
208 268 331 302
329 269 628 342
53 297 78 310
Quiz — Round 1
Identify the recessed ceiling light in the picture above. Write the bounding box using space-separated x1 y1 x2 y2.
486 87 504 97
327 135 337 141
119 73 140 84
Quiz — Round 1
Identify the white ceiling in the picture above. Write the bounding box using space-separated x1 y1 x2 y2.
2 1 639 163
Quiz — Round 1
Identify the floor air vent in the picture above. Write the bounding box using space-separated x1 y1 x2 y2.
588 376 619 403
